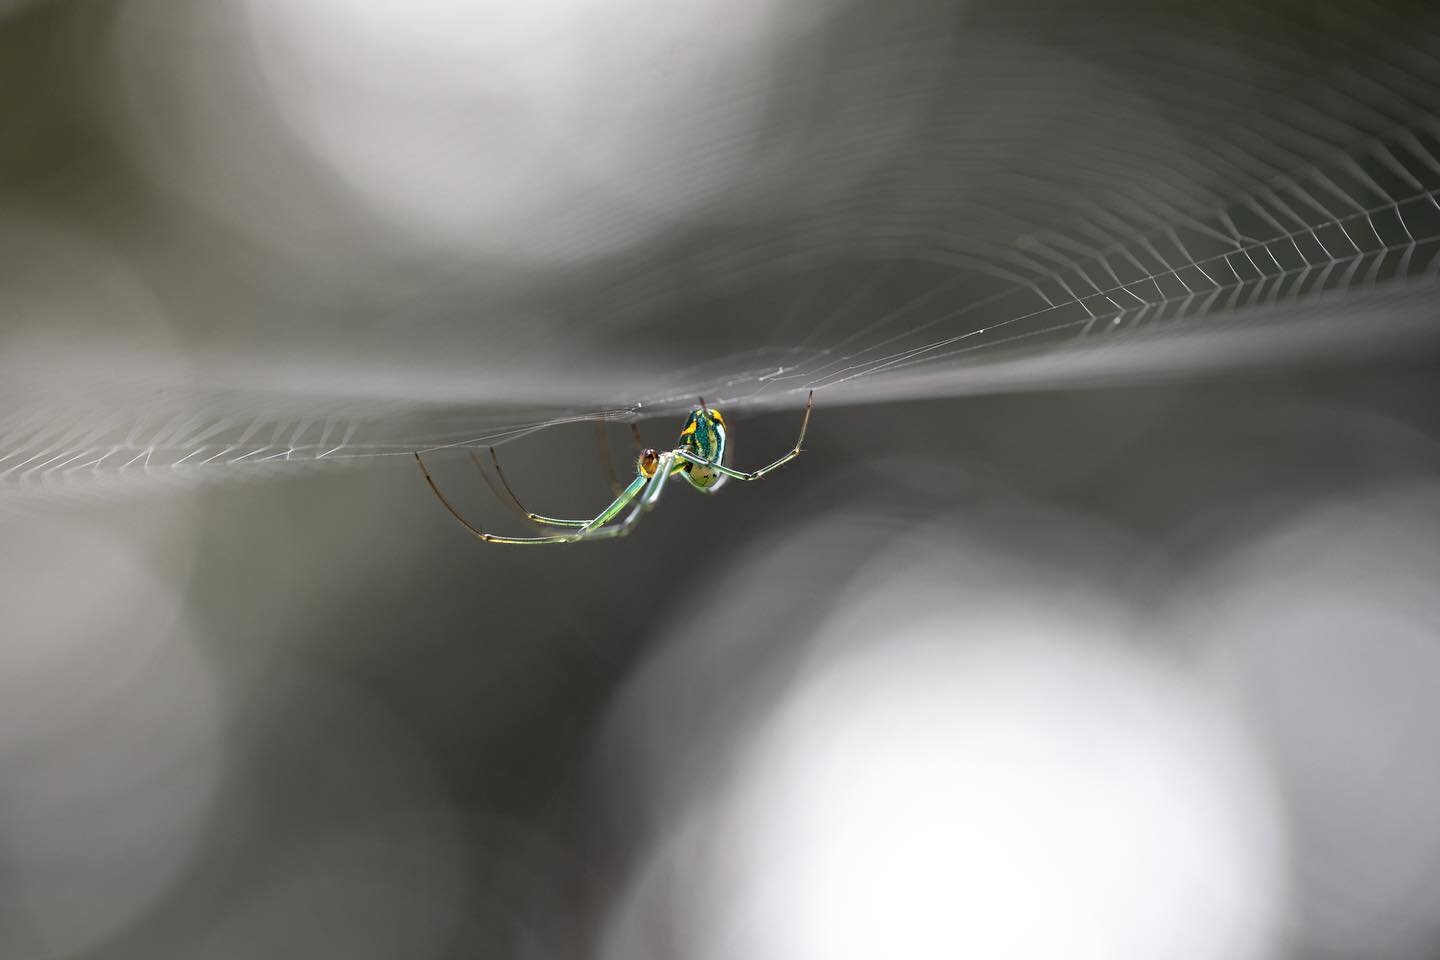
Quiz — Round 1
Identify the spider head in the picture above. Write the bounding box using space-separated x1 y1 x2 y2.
637 448 661 478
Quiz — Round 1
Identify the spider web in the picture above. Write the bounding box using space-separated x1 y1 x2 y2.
4 4 1440 514
772 114 1440 402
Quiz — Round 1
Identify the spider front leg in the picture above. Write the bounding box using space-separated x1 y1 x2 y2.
577 451 676 541
415 452 650 545
477 447 591 528
490 427 649 527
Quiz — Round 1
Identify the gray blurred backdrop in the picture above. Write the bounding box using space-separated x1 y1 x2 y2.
5 1 1440 959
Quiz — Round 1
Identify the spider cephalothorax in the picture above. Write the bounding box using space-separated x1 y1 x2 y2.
414 391 813 545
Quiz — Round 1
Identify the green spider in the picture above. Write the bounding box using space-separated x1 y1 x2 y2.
414 391 814 545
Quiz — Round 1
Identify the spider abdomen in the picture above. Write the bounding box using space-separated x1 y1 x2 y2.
686 463 721 488
677 405 728 491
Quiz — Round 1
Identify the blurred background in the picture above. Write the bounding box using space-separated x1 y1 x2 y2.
4 0 1440 957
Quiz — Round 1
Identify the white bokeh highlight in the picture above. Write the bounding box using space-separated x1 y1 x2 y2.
707 630 1282 960
109 0 878 268
1185 482 1440 960
599 515 1288 960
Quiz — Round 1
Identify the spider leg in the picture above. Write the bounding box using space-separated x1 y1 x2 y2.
470 450 554 529
586 466 658 530
593 422 647 497
594 422 624 497
578 452 675 541
415 452 648 545
480 447 590 527
676 390 814 481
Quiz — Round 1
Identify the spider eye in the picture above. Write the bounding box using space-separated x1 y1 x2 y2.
637 448 660 478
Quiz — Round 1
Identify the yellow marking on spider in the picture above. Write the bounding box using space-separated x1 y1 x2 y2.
681 421 698 437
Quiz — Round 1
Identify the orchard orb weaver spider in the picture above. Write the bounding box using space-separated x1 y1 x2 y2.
414 391 814 545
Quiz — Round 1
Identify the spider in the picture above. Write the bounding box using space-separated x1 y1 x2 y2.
414 391 814 544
